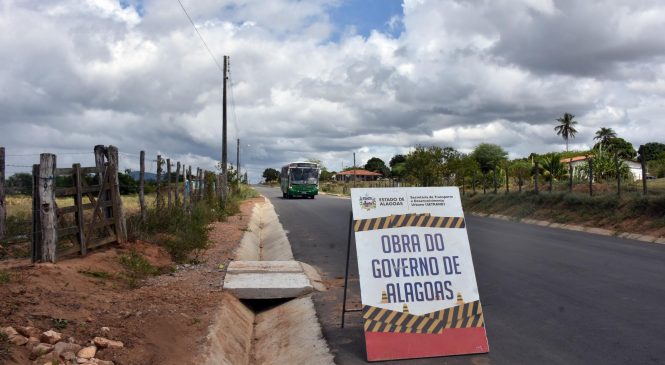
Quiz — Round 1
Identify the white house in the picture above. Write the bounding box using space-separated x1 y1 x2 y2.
560 155 644 180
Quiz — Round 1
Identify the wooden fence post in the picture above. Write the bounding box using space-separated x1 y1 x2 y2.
31 164 42 262
139 151 146 221
569 162 573 193
0 147 5 240
156 155 162 208
108 146 127 244
175 162 180 206
167 158 172 209
639 145 647 195
73 163 86 255
94 145 111 219
483 173 487 194
493 166 498 194
615 153 621 198
589 158 594 197
94 145 106 182
534 161 539 194
198 168 204 201
184 165 190 209
39 153 57 263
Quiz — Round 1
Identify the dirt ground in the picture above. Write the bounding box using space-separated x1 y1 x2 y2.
0 197 264 365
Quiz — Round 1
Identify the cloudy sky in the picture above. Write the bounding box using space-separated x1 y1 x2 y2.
2 0 665 181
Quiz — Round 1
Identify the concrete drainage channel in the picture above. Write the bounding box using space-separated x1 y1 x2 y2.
203 198 334 365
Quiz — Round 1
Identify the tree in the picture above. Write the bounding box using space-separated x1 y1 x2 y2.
540 154 564 192
319 168 334 182
510 160 532 192
594 137 637 160
389 154 406 167
364 157 389 176
262 168 280 182
593 127 617 147
117 172 138 194
6 173 32 194
389 154 407 179
471 144 508 174
640 142 665 162
554 112 578 152
440 147 463 185
404 145 445 186
471 144 507 193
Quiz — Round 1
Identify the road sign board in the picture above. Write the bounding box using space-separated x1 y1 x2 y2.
350 187 489 361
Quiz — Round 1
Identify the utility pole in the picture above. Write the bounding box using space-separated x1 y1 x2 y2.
222 55 229 200
353 152 356 187
237 138 240 184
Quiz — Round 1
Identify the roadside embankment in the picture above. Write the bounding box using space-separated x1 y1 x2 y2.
463 192 665 242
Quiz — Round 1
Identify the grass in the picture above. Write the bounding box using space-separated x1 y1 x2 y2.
462 191 665 232
0 270 10 284
1 185 258 263
127 184 258 263
119 250 157 288
78 269 114 280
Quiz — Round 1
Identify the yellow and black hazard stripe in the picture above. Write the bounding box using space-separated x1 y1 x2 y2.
362 301 484 334
354 216 394 232
363 314 483 333
363 305 442 329
363 318 444 334
424 300 482 323
354 214 466 232
388 213 429 228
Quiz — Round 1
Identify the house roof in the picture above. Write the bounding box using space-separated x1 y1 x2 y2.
560 155 592 164
337 169 382 176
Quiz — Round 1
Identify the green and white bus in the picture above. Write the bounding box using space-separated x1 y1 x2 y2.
280 162 320 199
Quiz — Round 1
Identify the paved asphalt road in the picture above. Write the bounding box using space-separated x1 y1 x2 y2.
253 186 665 365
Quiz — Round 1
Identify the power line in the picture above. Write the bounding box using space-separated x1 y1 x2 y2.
176 0 224 73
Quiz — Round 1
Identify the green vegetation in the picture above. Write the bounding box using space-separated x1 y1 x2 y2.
119 250 157 287
78 270 114 280
127 184 257 264
262 168 280 182
52 318 68 330
554 112 578 151
364 157 389 176
0 270 10 284
463 192 665 227
594 127 617 145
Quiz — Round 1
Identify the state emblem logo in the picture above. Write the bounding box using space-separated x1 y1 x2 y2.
359 194 377 211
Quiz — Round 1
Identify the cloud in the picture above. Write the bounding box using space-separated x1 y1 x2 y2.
1 0 665 181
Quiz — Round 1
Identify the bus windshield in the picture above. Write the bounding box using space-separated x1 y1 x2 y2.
289 168 319 185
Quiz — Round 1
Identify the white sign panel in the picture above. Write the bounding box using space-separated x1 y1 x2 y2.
350 187 488 361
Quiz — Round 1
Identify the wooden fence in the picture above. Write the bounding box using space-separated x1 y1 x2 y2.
0 145 219 263
31 146 127 263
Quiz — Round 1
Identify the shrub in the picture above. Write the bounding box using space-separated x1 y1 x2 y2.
119 250 156 287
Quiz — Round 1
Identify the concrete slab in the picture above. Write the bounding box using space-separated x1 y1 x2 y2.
224 272 313 299
227 260 303 273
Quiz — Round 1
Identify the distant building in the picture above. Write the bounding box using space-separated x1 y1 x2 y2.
560 155 644 180
335 169 382 182
624 160 643 180
560 155 591 169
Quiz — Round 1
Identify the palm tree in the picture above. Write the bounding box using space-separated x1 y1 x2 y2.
593 127 617 147
540 154 563 192
554 113 578 152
